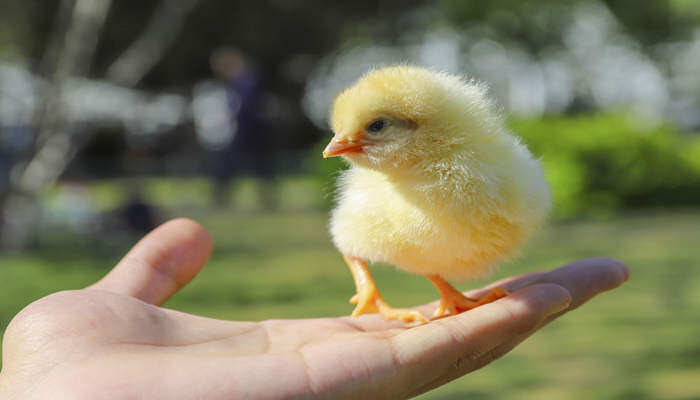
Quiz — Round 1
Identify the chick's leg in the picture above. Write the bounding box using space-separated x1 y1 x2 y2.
426 275 508 319
343 255 425 323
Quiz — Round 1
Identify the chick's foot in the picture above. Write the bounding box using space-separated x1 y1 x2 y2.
343 254 426 323
349 288 379 315
427 275 508 319
350 288 425 322
376 299 426 323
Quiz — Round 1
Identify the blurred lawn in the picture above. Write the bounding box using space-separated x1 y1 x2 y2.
1 177 699 399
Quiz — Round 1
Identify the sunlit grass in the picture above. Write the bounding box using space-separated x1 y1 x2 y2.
1 178 699 399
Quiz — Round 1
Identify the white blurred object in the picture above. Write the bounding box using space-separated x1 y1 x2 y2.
0 63 41 127
0 61 188 150
303 0 697 130
192 81 237 151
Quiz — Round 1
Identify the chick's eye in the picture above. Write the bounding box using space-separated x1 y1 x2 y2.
367 119 388 134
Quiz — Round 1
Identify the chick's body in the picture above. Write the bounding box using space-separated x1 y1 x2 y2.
325 66 550 321
332 143 547 280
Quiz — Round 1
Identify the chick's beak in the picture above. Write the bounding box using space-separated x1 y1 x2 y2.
322 132 366 158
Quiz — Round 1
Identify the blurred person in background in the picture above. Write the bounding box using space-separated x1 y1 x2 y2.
203 47 277 210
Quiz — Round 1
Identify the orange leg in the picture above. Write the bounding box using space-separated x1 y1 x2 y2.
343 255 426 323
426 274 508 319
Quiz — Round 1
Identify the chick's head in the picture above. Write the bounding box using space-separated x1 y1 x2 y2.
324 65 502 172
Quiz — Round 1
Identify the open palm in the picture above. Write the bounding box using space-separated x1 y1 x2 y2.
0 219 629 400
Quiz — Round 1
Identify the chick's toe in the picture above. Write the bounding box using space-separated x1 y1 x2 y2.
428 275 508 319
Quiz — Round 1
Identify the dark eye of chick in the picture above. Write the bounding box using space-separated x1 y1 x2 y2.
367 119 388 134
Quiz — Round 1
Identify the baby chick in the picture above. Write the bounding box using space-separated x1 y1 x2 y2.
323 66 550 322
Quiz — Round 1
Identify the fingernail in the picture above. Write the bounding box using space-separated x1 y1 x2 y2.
616 261 631 283
539 283 572 316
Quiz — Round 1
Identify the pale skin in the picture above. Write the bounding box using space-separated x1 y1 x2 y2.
0 218 629 400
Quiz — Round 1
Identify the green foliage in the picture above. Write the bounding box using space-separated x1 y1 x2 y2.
511 113 700 218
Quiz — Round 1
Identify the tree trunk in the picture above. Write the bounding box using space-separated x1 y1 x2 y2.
0 0 112 250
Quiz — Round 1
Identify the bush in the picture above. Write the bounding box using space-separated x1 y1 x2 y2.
511 113 700 218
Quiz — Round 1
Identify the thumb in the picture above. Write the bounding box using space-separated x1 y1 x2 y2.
89 218 213 305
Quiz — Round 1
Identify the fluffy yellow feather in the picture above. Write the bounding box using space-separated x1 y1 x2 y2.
324 65 550 322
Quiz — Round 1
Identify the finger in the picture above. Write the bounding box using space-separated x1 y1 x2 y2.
420 257 629 329
427 258 630 396
88 218 213 305
390 283 571 397
466 256 628 295
401 258 629 397
508 257 629 312
432 257 629 315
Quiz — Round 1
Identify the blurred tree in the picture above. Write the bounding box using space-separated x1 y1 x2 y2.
0 0 204 249
0 0 427 249
105 0 202 87
1 0 112 250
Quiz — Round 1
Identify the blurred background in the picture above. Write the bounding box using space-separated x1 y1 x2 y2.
1 0 699 398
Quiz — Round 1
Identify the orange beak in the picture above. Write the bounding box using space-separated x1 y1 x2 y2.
322 132 367 158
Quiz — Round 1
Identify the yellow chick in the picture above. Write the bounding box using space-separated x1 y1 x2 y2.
323 66 550 322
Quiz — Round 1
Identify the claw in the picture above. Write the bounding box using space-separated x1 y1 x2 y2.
377 299 426 323
427 274 508 319
350 288 380 315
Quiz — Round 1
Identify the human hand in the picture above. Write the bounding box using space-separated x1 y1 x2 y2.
0 219 629 400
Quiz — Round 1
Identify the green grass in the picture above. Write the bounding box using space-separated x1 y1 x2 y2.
1 178 700 399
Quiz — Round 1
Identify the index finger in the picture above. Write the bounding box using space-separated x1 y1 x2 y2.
477 257 630 313
386 283 570 395
388 257 629 397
